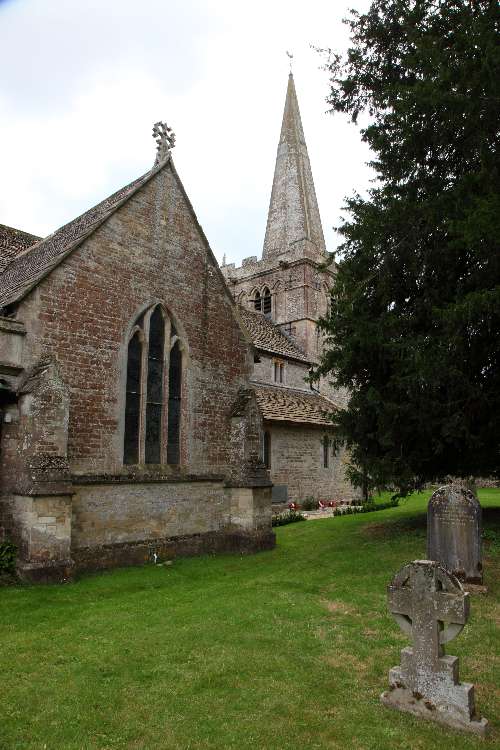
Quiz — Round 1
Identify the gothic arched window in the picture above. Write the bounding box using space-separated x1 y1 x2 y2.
145 306 165 464
263 431 271 469
323 435 329 468
262 287 272 316
124 331 143 465
167 339 182 465
123 305 184 466
253 290 261 311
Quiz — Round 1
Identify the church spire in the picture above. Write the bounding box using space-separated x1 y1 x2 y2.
262 73 326 261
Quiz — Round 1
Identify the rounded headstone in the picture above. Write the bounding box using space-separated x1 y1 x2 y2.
427 485 482 584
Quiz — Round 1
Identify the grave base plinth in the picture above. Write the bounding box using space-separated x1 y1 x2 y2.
381 684 489 737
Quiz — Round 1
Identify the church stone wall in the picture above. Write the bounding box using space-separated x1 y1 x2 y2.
72 481 228 549
267 424 360 504
14 165 251 477
0 164 278 580
252 354 311 390
69 479 273 573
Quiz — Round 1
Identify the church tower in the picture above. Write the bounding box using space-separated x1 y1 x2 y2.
221 73 356 504
221 72 335 363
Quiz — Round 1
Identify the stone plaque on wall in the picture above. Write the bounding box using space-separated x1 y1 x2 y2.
427 485 482 584
272 484 288 503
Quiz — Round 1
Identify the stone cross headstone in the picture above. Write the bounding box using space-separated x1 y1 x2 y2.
381 560 488 736
428 484 483 584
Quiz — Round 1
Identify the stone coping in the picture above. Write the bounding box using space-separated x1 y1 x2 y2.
0 316 26 335
72 472 226 486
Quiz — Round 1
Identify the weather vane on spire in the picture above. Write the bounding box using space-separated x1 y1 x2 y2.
152 121 176 166
286 50 294 72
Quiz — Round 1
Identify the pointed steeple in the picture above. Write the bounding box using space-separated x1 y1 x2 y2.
262 73 326 261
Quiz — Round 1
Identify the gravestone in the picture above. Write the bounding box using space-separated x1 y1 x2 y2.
381 560 488 735
427 485 483 584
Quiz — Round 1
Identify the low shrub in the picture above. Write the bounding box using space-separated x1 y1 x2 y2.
0 540 17 575
272 510 306 527
330 498 400 517
300 496 318 511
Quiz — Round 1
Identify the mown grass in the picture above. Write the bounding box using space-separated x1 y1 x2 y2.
0 490 499 750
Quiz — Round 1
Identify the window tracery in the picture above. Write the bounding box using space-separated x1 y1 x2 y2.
262 287 272 316
123 305 184 466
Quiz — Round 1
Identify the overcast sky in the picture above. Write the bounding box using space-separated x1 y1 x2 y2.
0 0 374 266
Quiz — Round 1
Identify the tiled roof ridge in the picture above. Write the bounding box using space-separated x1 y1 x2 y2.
253 381 337 405
252 382 338 427
237 305 310 363
0 160 167 310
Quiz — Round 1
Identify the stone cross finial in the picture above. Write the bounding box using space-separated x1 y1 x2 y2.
381 560 488 736
152 121 176 165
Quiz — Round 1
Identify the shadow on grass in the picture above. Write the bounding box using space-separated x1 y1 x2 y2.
362 514 427 539
362 506 500 541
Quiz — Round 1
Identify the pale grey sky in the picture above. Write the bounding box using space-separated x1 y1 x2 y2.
0 0 374 265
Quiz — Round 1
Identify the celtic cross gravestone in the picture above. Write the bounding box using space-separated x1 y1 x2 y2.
381 560 488 735
427 484 483 584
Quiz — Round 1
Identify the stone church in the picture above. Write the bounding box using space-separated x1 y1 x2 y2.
0 75 356 581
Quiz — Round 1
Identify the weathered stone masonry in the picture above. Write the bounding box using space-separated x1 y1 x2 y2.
0 147 274 581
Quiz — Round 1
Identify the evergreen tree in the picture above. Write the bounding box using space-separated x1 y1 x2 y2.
318 0 500 496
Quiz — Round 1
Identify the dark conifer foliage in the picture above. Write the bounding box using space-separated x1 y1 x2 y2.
317 0 500 496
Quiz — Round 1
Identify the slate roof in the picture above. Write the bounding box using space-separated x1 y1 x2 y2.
253 384 336 426
0 166 161 310
237 306 309 362
0 224 41 273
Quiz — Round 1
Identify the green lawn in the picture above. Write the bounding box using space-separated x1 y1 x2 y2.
1 490 499 750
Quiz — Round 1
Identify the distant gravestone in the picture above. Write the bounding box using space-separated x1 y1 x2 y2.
427 485 483 584
381 560 488 736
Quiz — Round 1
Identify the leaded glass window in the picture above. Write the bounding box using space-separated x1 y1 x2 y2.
263 431 271 469
167 340 182 465
123 305 184 467
124 331 142 464
262 287 271 316
145 306 165 464
323 435 329 468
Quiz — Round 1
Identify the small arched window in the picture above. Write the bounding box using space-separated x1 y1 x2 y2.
273 360 285 383
323 435 329 468
254 290 262 311
262 287 271 316
263 431 271 469
123 305 184 466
